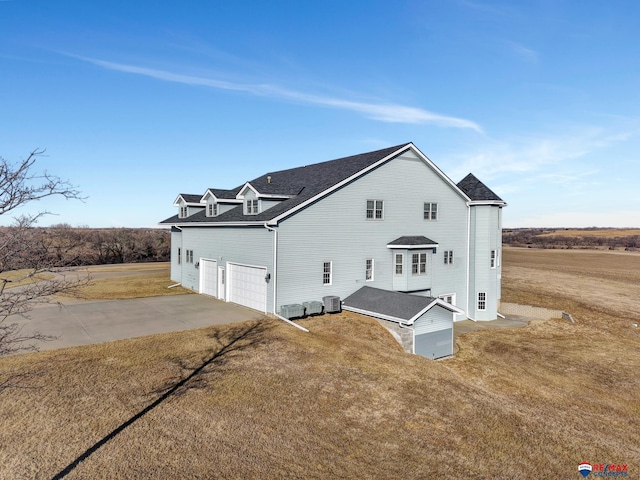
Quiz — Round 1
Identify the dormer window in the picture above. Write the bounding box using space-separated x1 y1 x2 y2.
179 206 188 218
207 203 218 217
246 199 259 215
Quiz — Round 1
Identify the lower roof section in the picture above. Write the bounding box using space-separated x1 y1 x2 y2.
342 286 462 325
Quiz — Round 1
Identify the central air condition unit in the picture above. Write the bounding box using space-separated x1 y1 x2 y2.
322 295 341 313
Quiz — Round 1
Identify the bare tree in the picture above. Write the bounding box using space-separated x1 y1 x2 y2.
0 149 86 356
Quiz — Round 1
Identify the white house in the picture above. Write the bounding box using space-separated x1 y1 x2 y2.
160 143 506 358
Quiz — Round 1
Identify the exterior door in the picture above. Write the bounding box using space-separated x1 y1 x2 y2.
199 259 218 297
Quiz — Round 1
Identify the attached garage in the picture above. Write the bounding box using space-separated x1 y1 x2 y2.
199 259 218 297
342 286 462 359
227 262 268 313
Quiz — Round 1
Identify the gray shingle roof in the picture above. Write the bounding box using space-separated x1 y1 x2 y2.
161 143 411 225
178 194 203 203
457 173 504 202
206 188 241 200
387 236 438 248
342 286 437 322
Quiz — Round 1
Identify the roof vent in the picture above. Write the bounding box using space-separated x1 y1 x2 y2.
267 176 271 184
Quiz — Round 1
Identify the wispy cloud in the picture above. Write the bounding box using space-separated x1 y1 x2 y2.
446 126 636 181
508 41 538 63
64 53 482 131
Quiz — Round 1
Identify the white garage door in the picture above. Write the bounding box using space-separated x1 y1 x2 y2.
228 263 267 313
199 259 218 297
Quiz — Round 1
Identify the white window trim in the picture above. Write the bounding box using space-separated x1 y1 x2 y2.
365 258 374 281
444 250 454 265
366 199 384 220
177 247 181 265
490 250 496 269
394 253 404 276
439 293 456 306
478 292 487 310
323 261 332 286
246 199 259 215
207 202 218 217
411 252 427 276
179 206 188 218
424 202 438 221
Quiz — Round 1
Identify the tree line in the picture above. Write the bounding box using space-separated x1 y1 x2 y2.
0 224 171 270
503 228 639 250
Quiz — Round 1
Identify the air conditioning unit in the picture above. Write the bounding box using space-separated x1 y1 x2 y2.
322 295 341 313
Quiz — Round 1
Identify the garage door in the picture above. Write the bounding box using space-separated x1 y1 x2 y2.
227 263 267 313
413 306 453 359
200 259 218 297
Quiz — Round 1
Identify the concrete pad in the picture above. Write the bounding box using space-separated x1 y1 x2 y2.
10 294 267 353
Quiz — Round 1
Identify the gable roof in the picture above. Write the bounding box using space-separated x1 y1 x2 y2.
342 286 463 324
161 143 412 225
204 188 242 201
457 173 505 203
173 194 204 206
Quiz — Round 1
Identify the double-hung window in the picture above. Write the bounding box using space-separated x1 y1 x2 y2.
395 254 404 275
478 292 486 310
424 202 438 221
490 250 496 268
365 259 374 281
186 249 194 264
180 206 188 218
412 253 427 275
366 200 384 220
246 199 259 215
208 203 218 217
444 250 454 265
323 261 332 285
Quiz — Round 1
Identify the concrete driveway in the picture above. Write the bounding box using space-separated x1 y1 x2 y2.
12 295 267 352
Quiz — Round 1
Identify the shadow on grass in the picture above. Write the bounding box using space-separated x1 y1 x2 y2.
51 320 271 480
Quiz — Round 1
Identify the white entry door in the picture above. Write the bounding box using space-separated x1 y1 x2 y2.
199 259 218 297
227 262 267 313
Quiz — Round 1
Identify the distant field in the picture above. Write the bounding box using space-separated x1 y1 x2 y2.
537 228 640 237
0 250 638 479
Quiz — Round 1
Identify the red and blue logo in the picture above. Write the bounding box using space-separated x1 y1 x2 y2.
579 462 628 477
579 462 593 477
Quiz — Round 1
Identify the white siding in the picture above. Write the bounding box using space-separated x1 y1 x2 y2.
414 305 453 334
276 151 470 312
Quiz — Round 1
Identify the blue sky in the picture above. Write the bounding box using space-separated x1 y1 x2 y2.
1 0 639 228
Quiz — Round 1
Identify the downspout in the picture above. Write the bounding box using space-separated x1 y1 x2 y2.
264 223 309 333
264 224 278 315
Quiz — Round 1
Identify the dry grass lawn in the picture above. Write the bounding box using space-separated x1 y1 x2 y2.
0 249 639 479
1 269 54 288
538 228 640 237
59 263 193 300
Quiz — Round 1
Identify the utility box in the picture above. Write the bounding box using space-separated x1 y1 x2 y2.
323 296 341 313
302 301 323 316
280 304 306 319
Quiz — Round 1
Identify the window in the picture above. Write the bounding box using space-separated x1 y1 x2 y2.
246 199 259 215
395 253 403 275
179 206 188 218
366 200 384 220
177 247 181 265
412 253 427 275
365 259 374 281
186 249 194 264
490 250 496 268
439 293 456 305
424 202 438 221
478 292 486 310
323 261 332 285
444 250 454 265
208 203 218 217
